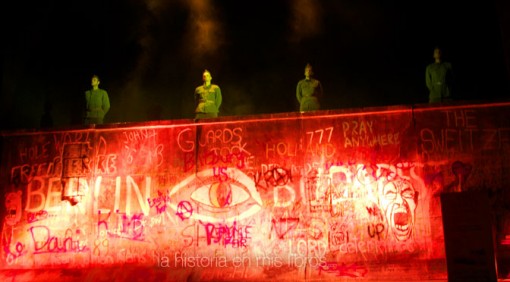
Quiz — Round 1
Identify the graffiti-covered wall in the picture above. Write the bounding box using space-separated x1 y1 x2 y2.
1 102 510 281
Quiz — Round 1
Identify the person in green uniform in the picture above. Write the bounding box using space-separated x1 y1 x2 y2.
296 63 323 112
83 74 110 125
194 69 222 119
425 47 454 103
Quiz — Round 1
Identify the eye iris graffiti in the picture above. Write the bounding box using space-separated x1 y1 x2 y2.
209 182 232 208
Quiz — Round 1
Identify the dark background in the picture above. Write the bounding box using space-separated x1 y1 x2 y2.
1 0 509 130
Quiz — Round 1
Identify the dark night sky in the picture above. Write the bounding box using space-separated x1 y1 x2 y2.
1 0 509 130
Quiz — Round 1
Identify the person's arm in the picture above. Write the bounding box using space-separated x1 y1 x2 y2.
446 63 454 97
102 90 110 114
194 87 201 113
425 66 432 91
215 86 222 112
317 80 323 98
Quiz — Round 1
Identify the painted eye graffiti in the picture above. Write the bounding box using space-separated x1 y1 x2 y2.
191 182 250 210
401 187 415 200
384 190 397 201
169 167 262 223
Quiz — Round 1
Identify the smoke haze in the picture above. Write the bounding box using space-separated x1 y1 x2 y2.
0 0 508 130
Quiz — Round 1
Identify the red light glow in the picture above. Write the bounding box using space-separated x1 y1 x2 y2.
1 102 509 280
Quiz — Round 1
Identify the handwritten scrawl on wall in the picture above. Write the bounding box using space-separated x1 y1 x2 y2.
1 104 510 281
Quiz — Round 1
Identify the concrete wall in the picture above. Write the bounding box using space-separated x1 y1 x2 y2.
1 102 509 281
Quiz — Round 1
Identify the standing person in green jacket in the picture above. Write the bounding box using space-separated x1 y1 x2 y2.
296 63 323 112
83 74 110 125
425 47 454 103
194 69 222 119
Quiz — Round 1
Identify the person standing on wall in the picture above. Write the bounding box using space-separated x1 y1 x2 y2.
83 74 110 125
194 69 222 119
296 63 323 112
425 47 454 103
